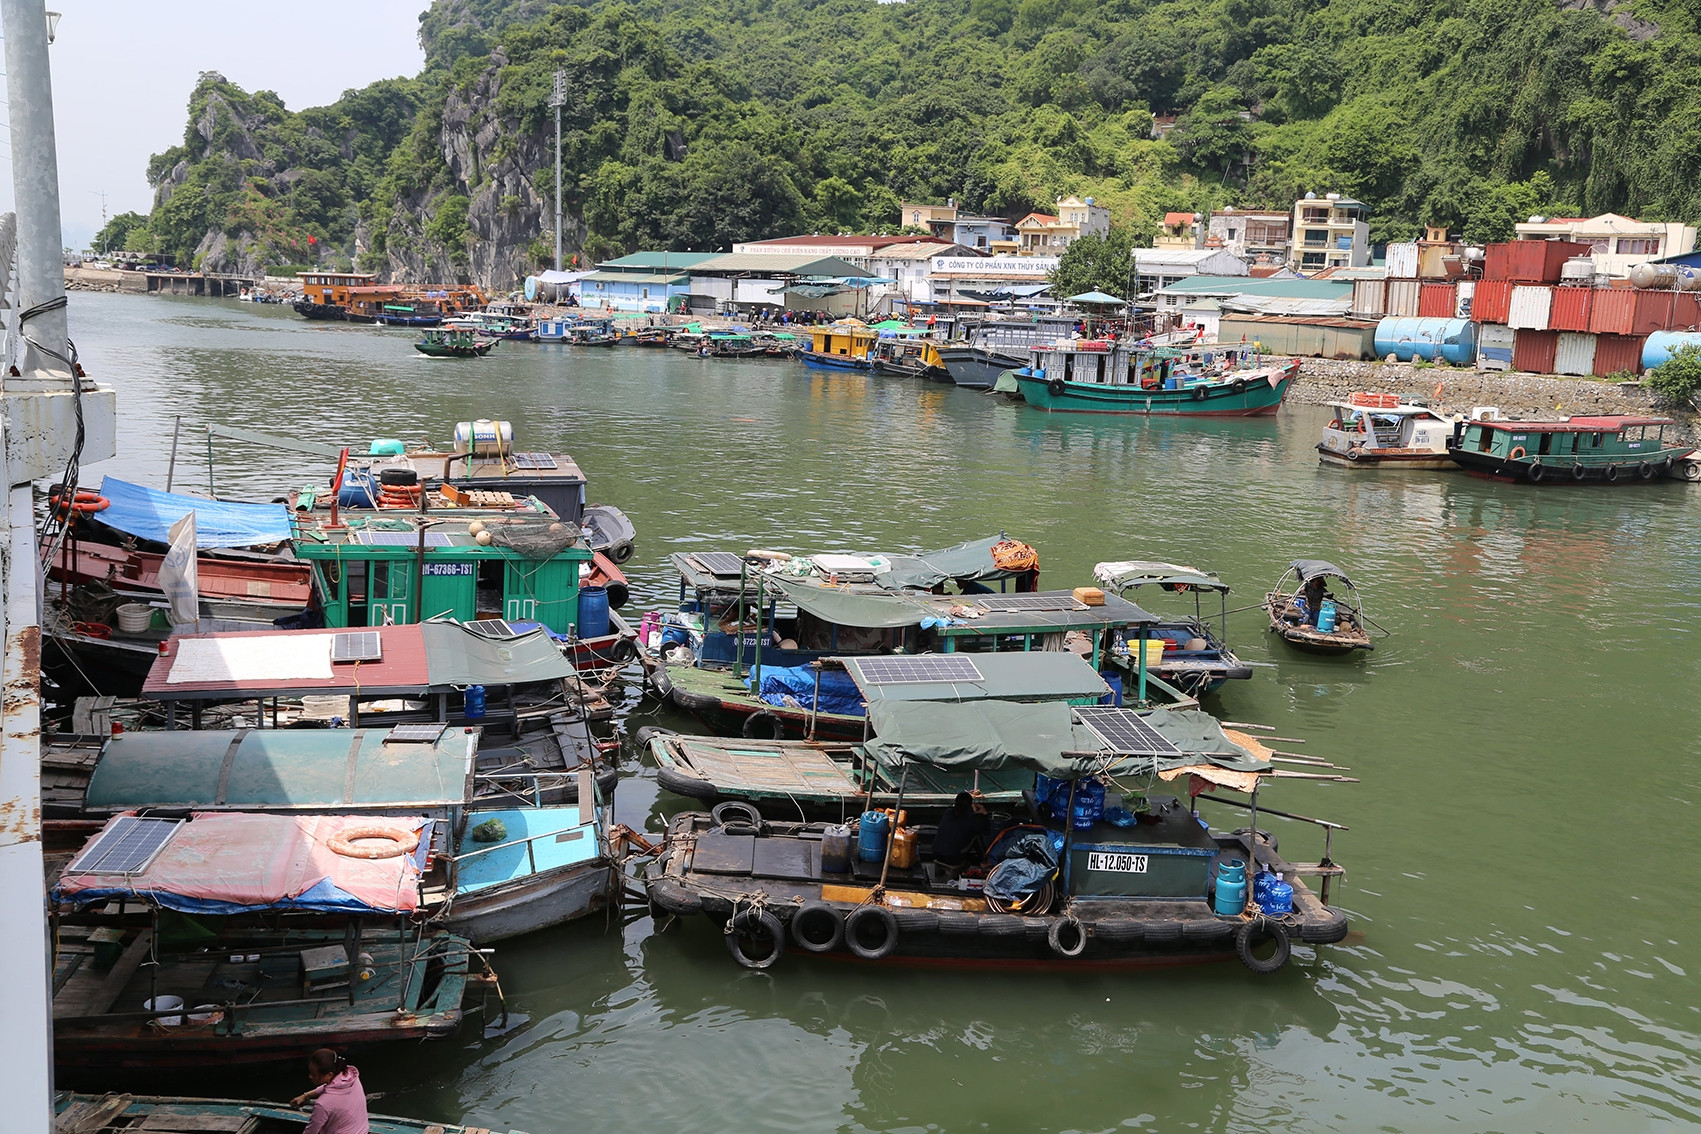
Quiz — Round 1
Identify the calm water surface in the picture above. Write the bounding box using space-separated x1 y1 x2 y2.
65 294 1701 1132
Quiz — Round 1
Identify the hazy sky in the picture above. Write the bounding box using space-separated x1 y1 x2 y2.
0 1 429 250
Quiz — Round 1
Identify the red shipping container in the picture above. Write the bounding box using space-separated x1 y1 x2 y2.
1512 329 1559 373
1623 289 1701 334
1418 282 1456 317
1483 240 1593 283
1548 287 1593 332
1588 288 1636 335
1472 280 1512 323
1592 334 1647 377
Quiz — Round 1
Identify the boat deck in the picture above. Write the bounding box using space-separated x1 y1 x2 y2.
454 806 601 895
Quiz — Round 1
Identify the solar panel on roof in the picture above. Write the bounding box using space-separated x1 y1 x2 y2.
358 530 454 548
68 816 182 874
1075 707 1181 756
853 656 984 685
511 452 558 469
690 551 746 577
976 594 1086 612
386 723 449 743
465 618 519 640
331 631 382 663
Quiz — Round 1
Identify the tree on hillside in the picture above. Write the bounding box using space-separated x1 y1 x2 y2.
1048 227 1139 301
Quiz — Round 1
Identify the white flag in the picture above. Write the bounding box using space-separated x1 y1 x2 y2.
160 512 199 626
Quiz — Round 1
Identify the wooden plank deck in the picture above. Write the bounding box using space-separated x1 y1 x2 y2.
674 738 864 796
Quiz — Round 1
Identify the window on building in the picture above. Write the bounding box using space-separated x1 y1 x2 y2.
1227 228 1238 240
1616 238 1660 255
641 287 650 298
1301 252 1326 268
1303 229 1329 248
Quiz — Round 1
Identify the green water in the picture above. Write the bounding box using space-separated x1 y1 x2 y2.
65 294 1701 1131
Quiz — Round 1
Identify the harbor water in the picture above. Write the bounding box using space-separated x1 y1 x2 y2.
68 294 1701 1131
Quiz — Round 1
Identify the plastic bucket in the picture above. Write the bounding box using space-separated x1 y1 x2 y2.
116 603 154 633
577 586 611 639
144 995 184 1026
1140 640 1165 667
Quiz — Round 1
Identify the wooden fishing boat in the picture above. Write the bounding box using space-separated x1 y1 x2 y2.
1014 340 1298 416
1317 392 1457 470
870 335 947 380
1447 414 1691 484
56 1092 524 1134
938 318 1078 389
797 323 874 371
49 538 312 607
415 329 494 357
1264 560 1374 654
564 321 620 346
1093 561 1253 696
644 699 1351 972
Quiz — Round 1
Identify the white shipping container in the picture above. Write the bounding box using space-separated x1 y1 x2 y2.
1555 331 1597 376
1455 280 1475 320
1385 279 1421 317
1507 285 1553 330
1385 242 1421 278
1477 323 1515 371
1352 278 1386 315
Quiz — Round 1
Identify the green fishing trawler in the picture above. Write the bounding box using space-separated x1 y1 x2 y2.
1447 414 1691 484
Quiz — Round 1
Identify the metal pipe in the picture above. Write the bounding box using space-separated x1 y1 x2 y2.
875 762 909 890
165 415 182 492
4 0 68 383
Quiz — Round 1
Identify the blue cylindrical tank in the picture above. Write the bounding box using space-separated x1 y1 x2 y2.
1373 317 1477 364
577 586 611 639
464 685 487 719
857 811 892 862
1642 331 1701 369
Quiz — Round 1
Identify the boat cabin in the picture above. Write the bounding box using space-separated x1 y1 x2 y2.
1455 416 1677 463
295 271 377 307
1028 340 1262 390
1318 392 1456 467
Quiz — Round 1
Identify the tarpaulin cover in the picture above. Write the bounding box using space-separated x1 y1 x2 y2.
768 576 939 629
54 812 428 915
842 651 1109 704
1093 560 1229 594
878 535 1024 591
1290 559 1352 585
420 620 577 686
750 664 866 716
983 832 1059 903
96 477 294 549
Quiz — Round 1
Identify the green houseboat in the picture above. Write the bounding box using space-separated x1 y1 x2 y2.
293 514 592 634
1013 340 1299 416
1448 415 1691 484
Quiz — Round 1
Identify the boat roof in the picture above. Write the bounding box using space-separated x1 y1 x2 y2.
84 726 477 812
1470 415 1674 433
142 620 576 701
96 476 294 549
1290 559 1354 586
54 812 428 915
838 651 1110 704
770 577 1156 632
1094 560 1228 593
293 512 590 558
669 535 1035 594
1322 400 1448 418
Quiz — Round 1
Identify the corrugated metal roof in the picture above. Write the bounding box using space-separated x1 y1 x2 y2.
582 271 690 285
691 253 875 276
1217 313 1380 329
598 251 722 269
1134 248 1247 268
1157 276 1351 299
1219 296 1353 316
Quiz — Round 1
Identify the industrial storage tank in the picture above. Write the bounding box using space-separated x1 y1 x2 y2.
1374 317 1478 365
1641 331 1701 369
1630 263 1678 290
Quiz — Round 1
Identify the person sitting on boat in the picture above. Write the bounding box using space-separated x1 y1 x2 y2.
933 791 991 870
292 1048 370 1134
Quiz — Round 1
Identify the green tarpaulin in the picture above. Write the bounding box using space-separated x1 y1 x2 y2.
770 575 938 629
420 620 579 686
878 535 1022 591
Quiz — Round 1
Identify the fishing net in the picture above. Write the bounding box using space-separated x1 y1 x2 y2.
486 516 583 560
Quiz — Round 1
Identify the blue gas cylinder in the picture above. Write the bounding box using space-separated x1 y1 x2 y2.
1217 858 1247 884
1317 598 1338 634
464 684 487 719
1213 869 1247 916
1293 595 1309 620
1259 877 1294 916
857 810 891 863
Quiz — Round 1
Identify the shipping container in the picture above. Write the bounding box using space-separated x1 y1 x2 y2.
1507 285 1554 331
1385 243 1420 278
1385 279 1421 318
1548 287 1593 332
1588 287 1635 335
1595 334 1649 376
1484 240 1594 284
1455 280 1476 319
1472 280 1512 323
1217 315 1378 360
1511 329 1559 374
1477 323 1515 371
1350 278 1386 316
1417 282 1456 318
1554 332 1597 376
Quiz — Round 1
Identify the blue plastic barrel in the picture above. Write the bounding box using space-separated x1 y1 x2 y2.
577 586 611 639
1317 598 1338 634
464 685 486 719
336 469 380 508
857 810 891 862
1098 671 1124 706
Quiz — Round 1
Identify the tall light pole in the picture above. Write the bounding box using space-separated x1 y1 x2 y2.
550 69 566 273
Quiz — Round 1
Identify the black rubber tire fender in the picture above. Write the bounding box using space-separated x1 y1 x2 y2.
633 724 680 748
1605 464 1621 483
1571 462 1588 481
1231 827 1278 854
654 764 717 801
1092 919 1144 943
741 710 785 741
1183 919 1236 944
1232 378 1248 393
1346 447 1361 461
1526 460 1545 483
725 909 786 970
844 905 899 960
1047 915 1088 958
1638 461 1656 481
892 908 938 935
1299 909 1350 944
936 911 980 936
607 638 638 663
1144 920 1183 944
1046 377 1066 397
790 901 845 953
1686 460 1701 483
711 800 763 828
700 894 735 920
609 542 635 565
977 914 1027 938
1235 919 1292 974
1192 385 1207 400
377 468 419 486
647 879 703 916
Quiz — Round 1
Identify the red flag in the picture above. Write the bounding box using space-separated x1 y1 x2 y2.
307 235 317 246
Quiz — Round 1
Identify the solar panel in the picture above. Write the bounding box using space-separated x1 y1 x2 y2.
358 530 454 548
690 551 746 577
1075 707 1182 756
465 618 519 640
331 631 382 663
511 452 558 469
976 593 1086 612
387 723 449 743
68 816 182 874
853 656 984 685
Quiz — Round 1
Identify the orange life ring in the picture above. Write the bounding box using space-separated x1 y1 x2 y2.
328 824 420 859
49 488 109 513
1508 446 1527 460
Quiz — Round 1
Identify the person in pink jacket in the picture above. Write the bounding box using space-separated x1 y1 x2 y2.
291 1048 370 1134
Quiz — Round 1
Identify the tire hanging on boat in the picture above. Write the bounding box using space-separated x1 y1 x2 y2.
1526 461 1545 483
724 909 786 970
1048 916 1087 958
1571 463 1587 481
742 709 785 741
790 901 845 953
1235 919 1291 974
1192 386 1207 400
1231 827 1278 854
710 801 763 828
1047 377 1066 397
1638 461 1656 481
1605 464 1621 483
844 905 899 960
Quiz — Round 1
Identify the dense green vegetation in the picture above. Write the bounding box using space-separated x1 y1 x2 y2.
126 0 1701 275
1648 344 1701 406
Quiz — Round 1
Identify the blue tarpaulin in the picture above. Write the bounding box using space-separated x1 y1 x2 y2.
96 477 295 549
749 664 866 717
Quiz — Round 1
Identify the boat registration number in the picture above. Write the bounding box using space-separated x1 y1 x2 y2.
1087 852 1148 873
422 563 475 577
